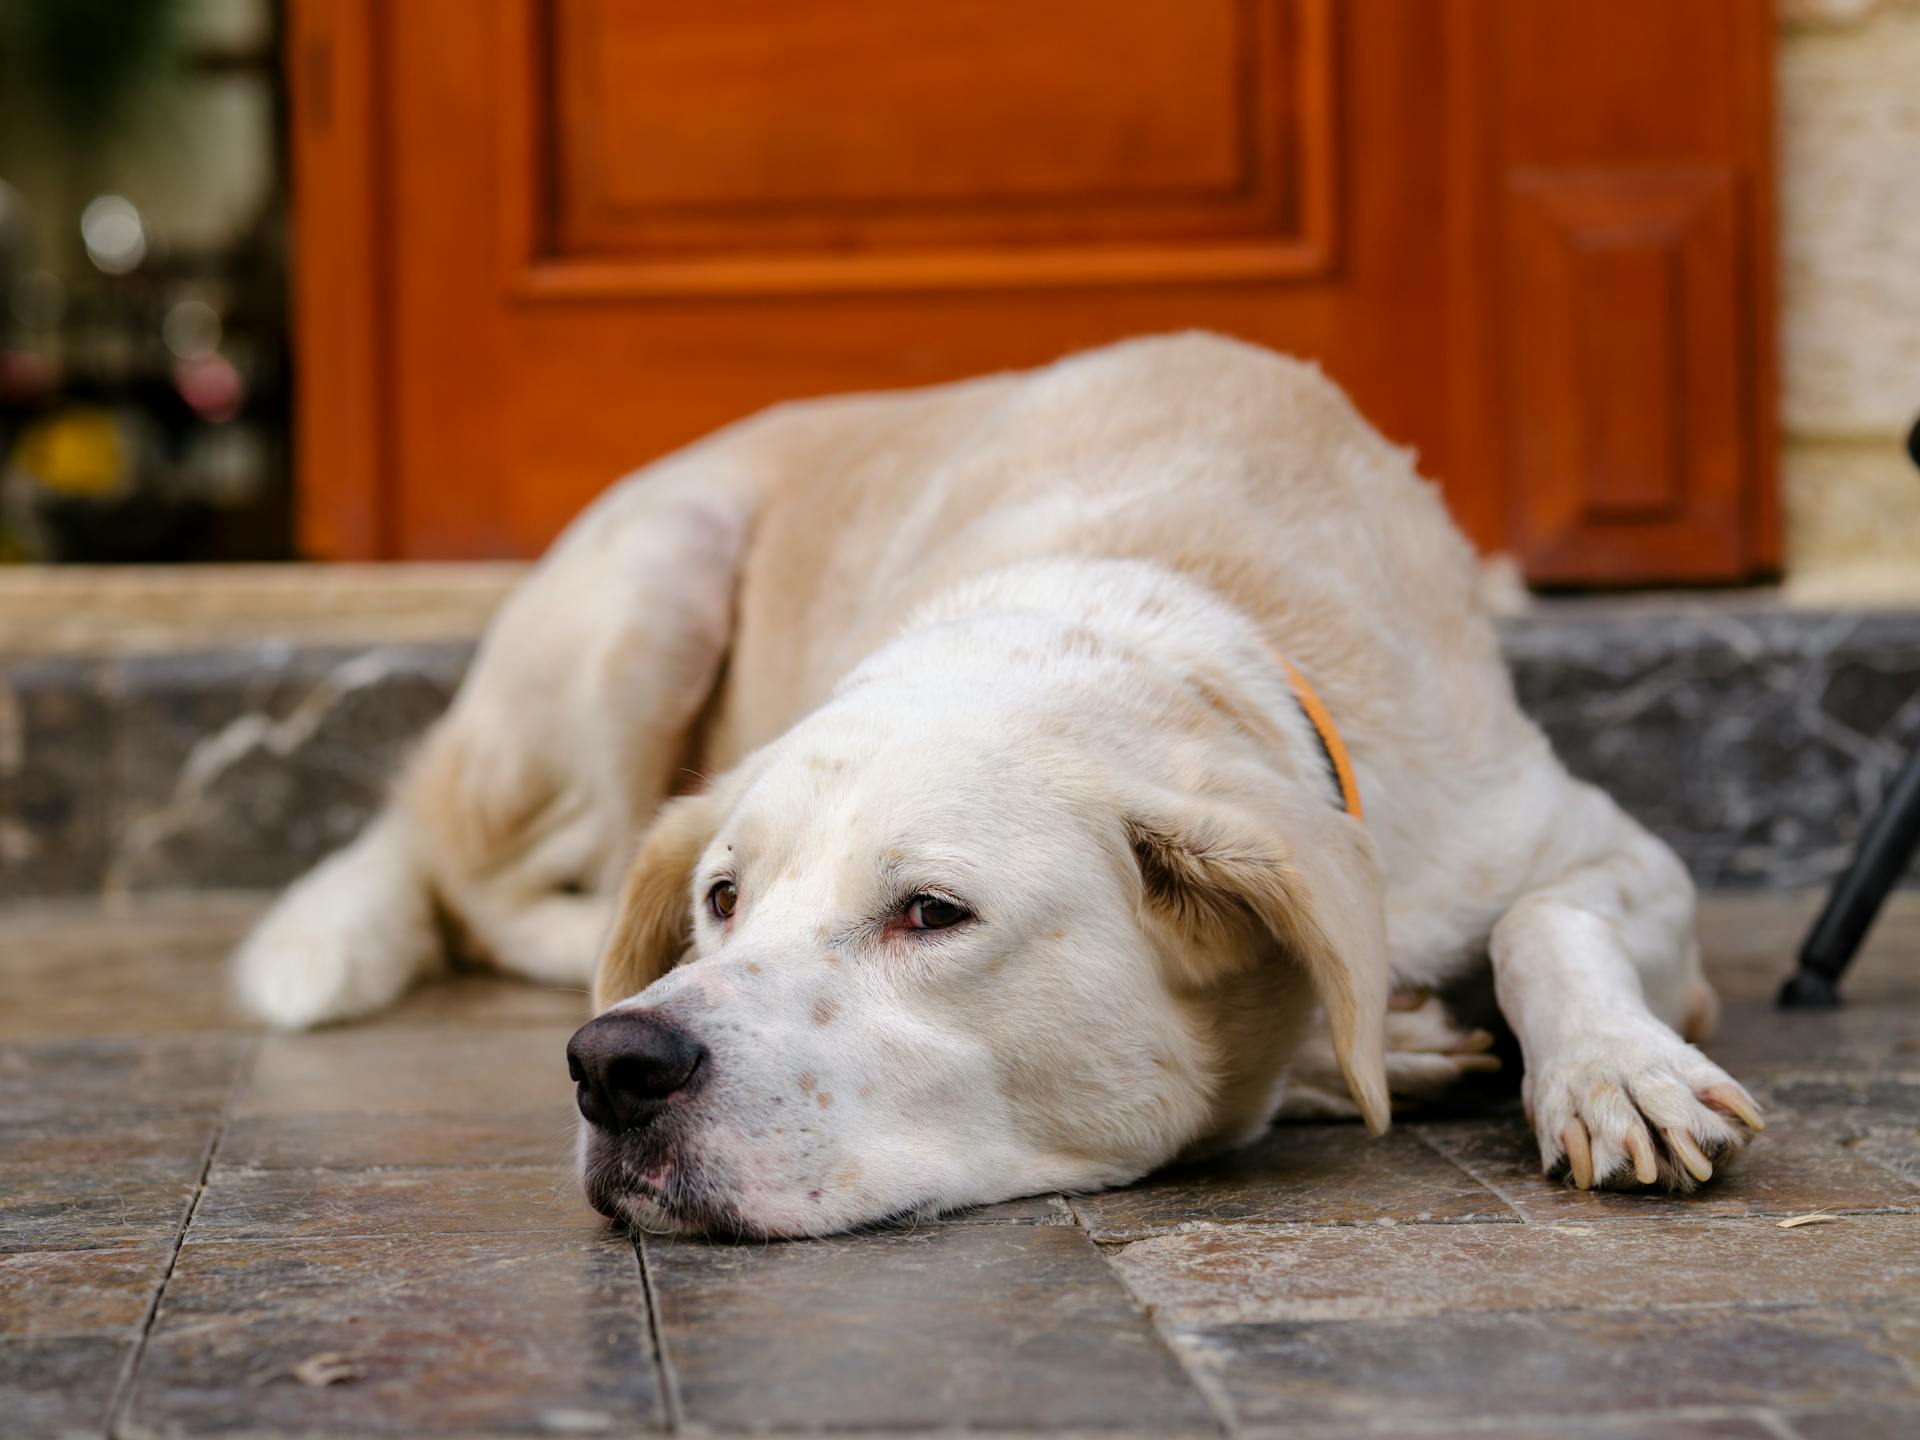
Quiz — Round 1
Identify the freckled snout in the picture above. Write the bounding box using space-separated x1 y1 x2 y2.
567 1010 707 1136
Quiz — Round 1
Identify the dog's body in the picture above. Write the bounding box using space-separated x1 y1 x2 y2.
236 334 1760 1235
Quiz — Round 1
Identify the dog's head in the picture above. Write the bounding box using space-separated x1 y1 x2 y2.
571 623 1389 1237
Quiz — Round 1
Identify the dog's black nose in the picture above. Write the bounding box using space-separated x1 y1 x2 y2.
566 1011 706 1134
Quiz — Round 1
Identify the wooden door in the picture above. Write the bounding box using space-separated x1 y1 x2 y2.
290 0 1776 583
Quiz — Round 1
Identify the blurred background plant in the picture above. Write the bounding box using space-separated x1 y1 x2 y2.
0 0 288 563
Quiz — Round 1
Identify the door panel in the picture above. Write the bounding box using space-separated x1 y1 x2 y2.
290 0 1776 581
555 0 1271 245
1503 169 1747 581
1483 0 1779 582
527 0 1335 293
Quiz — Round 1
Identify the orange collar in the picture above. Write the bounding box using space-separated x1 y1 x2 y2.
1273 655 1365 821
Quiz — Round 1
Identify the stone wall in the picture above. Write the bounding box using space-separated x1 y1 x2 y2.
1777 0 1920 596
6 606 1919 901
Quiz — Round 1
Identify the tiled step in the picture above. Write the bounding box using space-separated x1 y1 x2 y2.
3 582 1917 899
0 562 522 658
1505 601 1920 893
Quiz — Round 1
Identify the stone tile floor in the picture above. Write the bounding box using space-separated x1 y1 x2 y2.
3 890 1918 1439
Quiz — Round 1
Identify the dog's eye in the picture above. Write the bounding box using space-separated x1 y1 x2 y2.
708 880 738 919
904 895 969 931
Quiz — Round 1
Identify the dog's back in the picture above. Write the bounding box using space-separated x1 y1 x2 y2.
676 333 1506 781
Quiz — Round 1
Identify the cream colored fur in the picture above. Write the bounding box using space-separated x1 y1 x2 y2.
233 333 1761 1234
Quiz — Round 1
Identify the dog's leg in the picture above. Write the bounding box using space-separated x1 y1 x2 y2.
1490 782 1763 1190
233 460 760 1028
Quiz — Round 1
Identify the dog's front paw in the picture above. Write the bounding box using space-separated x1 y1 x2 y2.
1381 991 1502 1098
231 817 440 1030
1282 992 1501 1121
1523 1019 1764 1191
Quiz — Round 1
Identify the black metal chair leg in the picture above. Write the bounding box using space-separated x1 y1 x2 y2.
1780 745 1920 1008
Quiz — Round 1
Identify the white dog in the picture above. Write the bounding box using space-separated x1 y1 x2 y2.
234 333 1762 1236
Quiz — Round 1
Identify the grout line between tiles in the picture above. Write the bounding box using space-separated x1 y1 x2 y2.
1176 1401 1807 1439
1154 1295 1919 1342
168 1224 608 1246
202 1159 577 1177
635 1236 684 1432
1062 1192 1095 1231
1408 1125 1540 1223
1083 1208 1529 1249
103 1036 256 1440
1073 1203 1233 1436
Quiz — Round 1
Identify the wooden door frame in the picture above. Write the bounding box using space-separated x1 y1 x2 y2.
288 0 389 560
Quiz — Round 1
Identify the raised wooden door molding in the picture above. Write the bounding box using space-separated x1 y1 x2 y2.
531 0 1336 294
289 0 1776 583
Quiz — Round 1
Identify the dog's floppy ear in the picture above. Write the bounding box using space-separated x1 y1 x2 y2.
1125 786 1392 1135
592 782 733 1012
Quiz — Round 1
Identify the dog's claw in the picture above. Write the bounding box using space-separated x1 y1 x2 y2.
1701 1082 1766 1133
1561 1119 1594 1189
1624 1122 1659 1185
1666 1127 1715 1184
